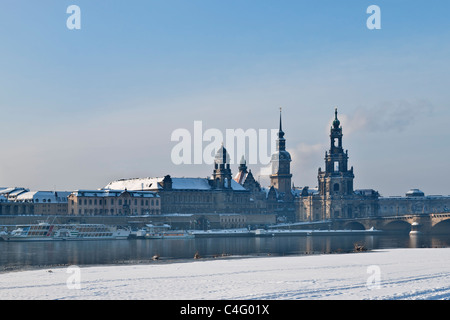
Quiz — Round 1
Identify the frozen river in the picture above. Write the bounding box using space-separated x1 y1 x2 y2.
1 233 450 271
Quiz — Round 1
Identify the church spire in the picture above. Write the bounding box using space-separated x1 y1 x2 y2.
277 107 286 151
270 107 292 195
278 107 285 139
333 107 340 129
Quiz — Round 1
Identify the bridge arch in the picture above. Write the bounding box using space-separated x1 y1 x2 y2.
383 220 411 233
431 219 450 235
343 221 366 230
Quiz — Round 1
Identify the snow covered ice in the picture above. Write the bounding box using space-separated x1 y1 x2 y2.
1 248 450 300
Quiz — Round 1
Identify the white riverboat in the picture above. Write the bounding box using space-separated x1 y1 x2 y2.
1 222 56 241
144 230 194 239
135 223 170 239
139 223 193 239
1 223 130 241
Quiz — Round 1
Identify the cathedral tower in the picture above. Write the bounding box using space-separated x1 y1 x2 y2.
318 108 354 197
270 108 292 195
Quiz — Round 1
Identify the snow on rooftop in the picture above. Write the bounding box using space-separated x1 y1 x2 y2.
0 187 28 195
104 178 163 191
72 189 158 198
104 177 247 191
172 178 211 190
7 189 28 196
230 179 246 191
15 191 71 203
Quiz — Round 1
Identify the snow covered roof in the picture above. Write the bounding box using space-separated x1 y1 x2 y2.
15 191 72 203
406 189 425 197
71 189 159 198
8 189 28 197
104 178 163 191
104 177 247 191
0 188 16 194
230 180 246 191
0 187 29 196
172 178 212 190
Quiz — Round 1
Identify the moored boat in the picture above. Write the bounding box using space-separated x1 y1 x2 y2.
141 223 193 239
136 223 170 239
192 228 253 238
53 224 130 240
161 230 194 239
1 222 56 241
1 223 130 241
144 230 194 239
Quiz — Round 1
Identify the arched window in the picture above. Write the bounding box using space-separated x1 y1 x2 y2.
334 161 339 172
333 183 340 192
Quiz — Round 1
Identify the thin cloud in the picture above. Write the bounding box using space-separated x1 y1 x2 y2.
334 99 434 136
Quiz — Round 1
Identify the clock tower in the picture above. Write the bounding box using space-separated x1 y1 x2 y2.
318 108 354 197
270 109 292 195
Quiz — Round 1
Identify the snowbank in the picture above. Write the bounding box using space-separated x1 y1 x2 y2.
1 248 450 300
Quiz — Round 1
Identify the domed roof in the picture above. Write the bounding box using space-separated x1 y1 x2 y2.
333 108 340 128
406 189 425 197
271 150 291 161
214 143 230 164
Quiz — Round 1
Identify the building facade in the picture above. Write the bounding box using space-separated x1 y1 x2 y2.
379 190 450 216
15 191 71 215
0 188 70 216
104 145 269 216
67 189 161 216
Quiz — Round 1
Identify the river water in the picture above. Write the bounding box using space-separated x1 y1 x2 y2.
2 233 450 272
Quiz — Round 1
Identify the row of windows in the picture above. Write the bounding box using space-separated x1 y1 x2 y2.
73 208 160 215
381 206 450 212
221 217 246 223
168 195 211 203
20 198 67 203
167 195 248 203
73 198 159 206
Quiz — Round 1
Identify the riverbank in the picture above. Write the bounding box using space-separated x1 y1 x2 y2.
1 248 450 300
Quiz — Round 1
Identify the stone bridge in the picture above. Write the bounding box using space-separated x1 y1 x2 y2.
332 213 450 234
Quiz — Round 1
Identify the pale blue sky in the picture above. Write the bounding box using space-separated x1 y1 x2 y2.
0 0 449 196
